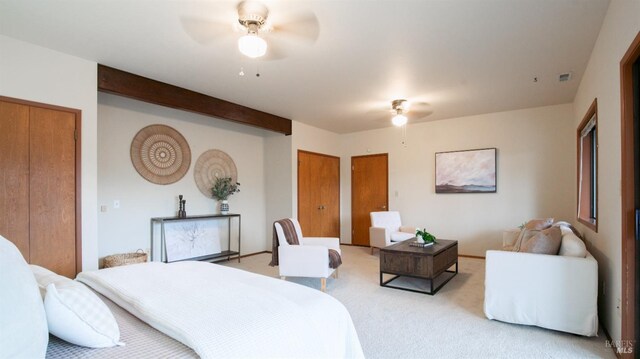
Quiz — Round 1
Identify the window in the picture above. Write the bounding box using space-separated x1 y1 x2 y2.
577 99 598 232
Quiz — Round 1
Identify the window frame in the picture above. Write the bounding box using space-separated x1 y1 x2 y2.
577 98 598 232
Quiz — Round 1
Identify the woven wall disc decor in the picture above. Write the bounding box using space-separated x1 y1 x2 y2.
130 125 191 185
194 149 238 198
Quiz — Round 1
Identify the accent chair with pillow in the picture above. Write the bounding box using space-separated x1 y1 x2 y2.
269 218 342 292
484 221 598 336
369 211 416 253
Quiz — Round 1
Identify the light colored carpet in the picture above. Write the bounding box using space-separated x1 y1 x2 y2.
223 245 615 359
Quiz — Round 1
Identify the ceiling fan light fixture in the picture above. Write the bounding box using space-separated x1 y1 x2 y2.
392 113 408 127
238 32 267 58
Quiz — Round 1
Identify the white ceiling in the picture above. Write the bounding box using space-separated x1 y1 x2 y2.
0 0 609 134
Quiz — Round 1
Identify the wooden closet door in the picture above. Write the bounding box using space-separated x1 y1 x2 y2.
298 151 323 236
320 155 340 237
29 107 77 278
297 150 340 238
0 101 31 259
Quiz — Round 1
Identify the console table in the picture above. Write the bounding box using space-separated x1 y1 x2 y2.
150 214 241 263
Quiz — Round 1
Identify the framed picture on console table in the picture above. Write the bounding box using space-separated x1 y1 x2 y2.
163 218 222 262
435 148 497 193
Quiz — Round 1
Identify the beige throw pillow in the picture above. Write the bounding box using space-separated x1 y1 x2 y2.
524 218 554 231
520 226 562 255
511 227 542 252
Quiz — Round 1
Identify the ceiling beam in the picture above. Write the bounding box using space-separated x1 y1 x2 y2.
97 64 292 135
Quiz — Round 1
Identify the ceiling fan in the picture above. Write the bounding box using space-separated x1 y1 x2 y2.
391 99 409 126
373 99 432 127
181 1 320 60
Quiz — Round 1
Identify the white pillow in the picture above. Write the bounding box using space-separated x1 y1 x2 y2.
0 236 48 358
558 232 587 258
30 265 124 348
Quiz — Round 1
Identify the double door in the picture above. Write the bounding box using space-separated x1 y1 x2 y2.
0 97 80 277
297 150 340 237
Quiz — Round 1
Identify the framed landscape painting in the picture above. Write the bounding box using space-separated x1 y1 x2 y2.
435 148 497 193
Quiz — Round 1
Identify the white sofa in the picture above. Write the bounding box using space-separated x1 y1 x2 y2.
484 227 598 336
274 219 341 292
369 211 416 253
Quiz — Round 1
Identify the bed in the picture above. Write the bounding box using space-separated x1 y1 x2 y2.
0 235 364 358
47 291 197 358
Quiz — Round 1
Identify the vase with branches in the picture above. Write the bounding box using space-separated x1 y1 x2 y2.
211 177 240 214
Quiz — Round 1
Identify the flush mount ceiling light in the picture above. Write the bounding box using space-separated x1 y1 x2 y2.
237 1 268 58
391 99 409 127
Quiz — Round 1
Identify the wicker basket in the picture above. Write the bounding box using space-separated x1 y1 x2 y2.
103 250 148 268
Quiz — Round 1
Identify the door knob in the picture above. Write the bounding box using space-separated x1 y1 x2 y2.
381 205 387 210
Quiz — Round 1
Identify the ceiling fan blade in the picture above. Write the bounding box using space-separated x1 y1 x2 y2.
180 16 235 45
365 107 395 116
409 110 434 122
269 10 319 44
261 39 290 61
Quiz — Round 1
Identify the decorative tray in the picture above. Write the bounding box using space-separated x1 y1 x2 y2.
409 241 435 248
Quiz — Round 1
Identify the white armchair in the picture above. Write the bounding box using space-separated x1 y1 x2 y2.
369 211 416 253
274 218 341 292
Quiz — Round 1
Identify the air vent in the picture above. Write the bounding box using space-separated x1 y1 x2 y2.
558 72 572 82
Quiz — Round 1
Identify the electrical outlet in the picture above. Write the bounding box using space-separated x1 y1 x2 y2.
113 200 120 209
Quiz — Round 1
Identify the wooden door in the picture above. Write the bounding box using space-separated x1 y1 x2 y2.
29 107 77 277
320 154 340 237
351 154 388 246
0 101 30 259
297 150 340 237
621 32 640 357
0 97 80 278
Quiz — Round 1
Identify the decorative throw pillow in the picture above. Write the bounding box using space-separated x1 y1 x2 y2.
552 221 584 239
0 237 49 358
520 226 562 255
511 228 540 252
30 265 124 348
30 263 64 298
524 218 554 230
558 232 588 258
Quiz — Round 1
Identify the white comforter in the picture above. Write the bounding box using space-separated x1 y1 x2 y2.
77 261 364 359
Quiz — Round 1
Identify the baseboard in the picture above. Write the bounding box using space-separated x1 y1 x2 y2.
238 250 270 259
600 321 624 358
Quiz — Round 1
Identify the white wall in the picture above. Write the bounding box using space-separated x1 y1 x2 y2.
0 35 99 270
98 93 270 259
264 133 293 244
339 104 575 256
572 0 640 344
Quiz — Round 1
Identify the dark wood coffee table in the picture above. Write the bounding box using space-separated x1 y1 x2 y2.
379 239 458 295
